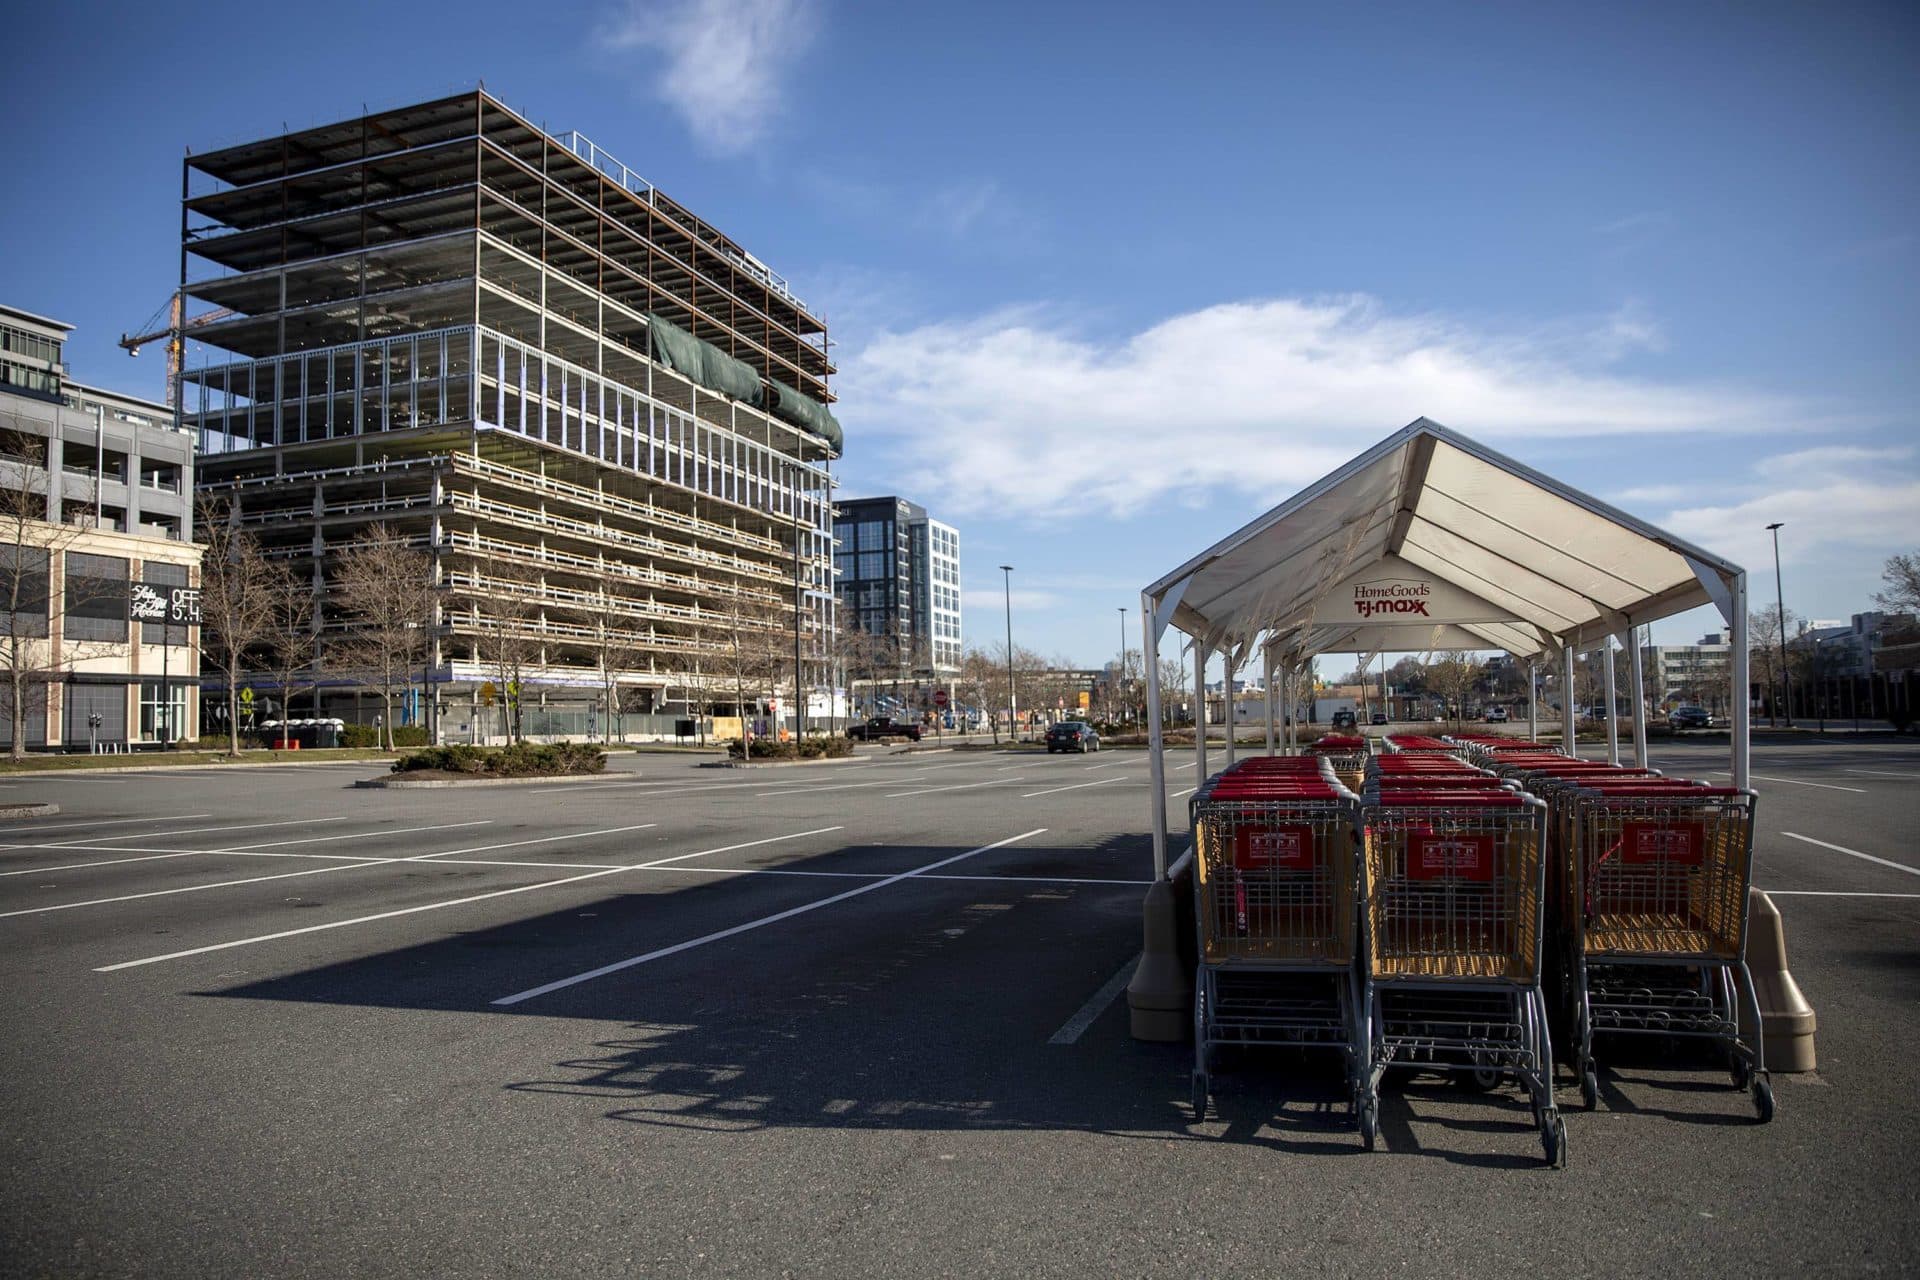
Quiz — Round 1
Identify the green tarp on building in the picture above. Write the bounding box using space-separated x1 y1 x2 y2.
646 313 765 408
770 380 843 453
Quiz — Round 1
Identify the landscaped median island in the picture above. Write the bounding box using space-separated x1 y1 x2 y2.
725 736 857 763
361 742 610 787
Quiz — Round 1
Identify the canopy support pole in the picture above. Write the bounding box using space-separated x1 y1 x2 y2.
1527 661 1538 743
1603 640 1620 765
1263 645 1275 756
1141 595 1168 880
1731 572 1751 790
1626 624 1648 768
1194 642 1209 783
1222 644 1239 769
1563 644 1577 756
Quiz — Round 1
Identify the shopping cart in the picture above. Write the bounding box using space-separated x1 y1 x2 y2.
1190 760 1363 1129
1306 732 1369 791
1356 786 1564 1165
1560 780 1771 1120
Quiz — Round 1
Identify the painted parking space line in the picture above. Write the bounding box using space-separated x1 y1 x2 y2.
1844 769 1918 779
1083 760 1132 771
0 822 498 912
1174 762 1197 771
48 816 355 847
91 822 664 971
1020 777 1129 799
491 828 1048 1006
1713 772 1866 794
0 813 212 834
886 778 1028 798
1766 890 1920 899
625 827 847 871
753 779 924 798
520 779 718 795
1780 831 1919 878
1049 957 1140 1045
0 820 491 878
1169 787 1198 800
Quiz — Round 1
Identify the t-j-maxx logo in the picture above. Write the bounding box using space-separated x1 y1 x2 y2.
1352 579 1431 618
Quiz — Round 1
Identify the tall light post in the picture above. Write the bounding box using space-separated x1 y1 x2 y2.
999 564 1016 741
1117 606 1128 724
1767 521 1791 727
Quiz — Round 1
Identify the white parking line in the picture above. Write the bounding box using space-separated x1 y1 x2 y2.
1766 890 1920 899
0 821 493 878
1174 762 1197 771
92 822 664 971
1844 769 1918 779
1170 787 1197 799
1083 760 1132 771
1048 957 1140 1045
0 813 212 834
754 779 924 798
1020 777 1128 799
1712 772 1866 794
490 828 1047 1006
886 778 1027 798
0 823 497 913
48 816 354 847
1780 831 1919 878
626 827 846 870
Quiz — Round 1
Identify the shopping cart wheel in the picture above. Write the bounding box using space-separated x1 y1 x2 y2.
1580 1068 1599 1111
1190 1071 1209 1123
1542 1115 1568 1169
1752 1076 1775 1124
1358 1098 1378 1151
1730 1053 1753 1090
1462 1065 1505 1092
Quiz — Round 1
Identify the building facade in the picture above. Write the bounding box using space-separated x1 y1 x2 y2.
1793 612 1915 680
176 91 840 737
833 496 961 681
0 304 200 749
1648 631 1733 711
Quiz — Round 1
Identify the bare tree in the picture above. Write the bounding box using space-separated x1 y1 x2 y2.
1875 551 1920 615
331 522 434 751
263 558 321 737
712 591 790 751
1749 604 1799 725
575 588 652 744
1156 652 1190 728
1423 653 1485 729
196 499 280 755
463 556 546 744
955 647 1002 741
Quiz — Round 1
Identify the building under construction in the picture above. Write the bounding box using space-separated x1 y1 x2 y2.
181 90 840 737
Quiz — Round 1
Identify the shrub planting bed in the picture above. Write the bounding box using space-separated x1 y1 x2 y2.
726 736 856 761
390 742 607 779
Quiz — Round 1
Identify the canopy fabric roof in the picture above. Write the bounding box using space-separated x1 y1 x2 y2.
1145 418 1743 662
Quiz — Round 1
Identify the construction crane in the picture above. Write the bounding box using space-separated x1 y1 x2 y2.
119 293 236 410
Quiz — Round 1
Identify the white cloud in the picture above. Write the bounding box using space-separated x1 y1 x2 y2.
839 294 1813 521
1656 446 1920 575
962 586 1057 613
601 0 818 154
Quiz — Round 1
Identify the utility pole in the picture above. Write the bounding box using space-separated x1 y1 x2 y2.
1116 606 1127 724
1767 521 1791 727
1000 564 1015 741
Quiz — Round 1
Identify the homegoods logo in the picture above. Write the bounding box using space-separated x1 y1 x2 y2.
1353 580 1431 618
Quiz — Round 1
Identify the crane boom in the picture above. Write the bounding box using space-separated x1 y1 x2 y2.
119 293 235 410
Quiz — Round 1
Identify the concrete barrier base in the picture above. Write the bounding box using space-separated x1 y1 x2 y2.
1744 888 1817 1073
1127 879 1190 1042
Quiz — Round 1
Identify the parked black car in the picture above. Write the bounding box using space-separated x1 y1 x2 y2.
1668 706 1716 730
846 717 922 742
1045 722 1101 753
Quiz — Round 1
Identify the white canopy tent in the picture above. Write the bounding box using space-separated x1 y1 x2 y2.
1140 418 1751 878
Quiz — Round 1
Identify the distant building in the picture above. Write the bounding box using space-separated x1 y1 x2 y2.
1794 612 1916 680
1648 631 1732 711
0 303 201 749
833 496 961 678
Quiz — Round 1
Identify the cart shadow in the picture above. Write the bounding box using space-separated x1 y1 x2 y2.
1577 1034 1766 1126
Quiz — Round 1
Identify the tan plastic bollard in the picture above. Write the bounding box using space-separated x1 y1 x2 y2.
1127 878 1190 1041
1742 888 1817 1073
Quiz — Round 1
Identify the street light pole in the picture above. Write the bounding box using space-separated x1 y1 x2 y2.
999 564 1015 742
1117 606 1128 724
1767 521 1791 728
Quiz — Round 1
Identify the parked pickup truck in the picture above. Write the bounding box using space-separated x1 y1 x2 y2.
846 717 923 742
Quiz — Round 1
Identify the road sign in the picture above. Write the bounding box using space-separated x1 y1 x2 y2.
480 682 497 707
932 689 949 709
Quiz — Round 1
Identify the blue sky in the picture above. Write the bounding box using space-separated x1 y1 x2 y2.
5 1 1915 671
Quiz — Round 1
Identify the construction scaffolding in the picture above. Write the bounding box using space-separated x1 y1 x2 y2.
179 90 840 736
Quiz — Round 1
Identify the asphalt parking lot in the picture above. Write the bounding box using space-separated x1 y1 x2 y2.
1 736 1916 1277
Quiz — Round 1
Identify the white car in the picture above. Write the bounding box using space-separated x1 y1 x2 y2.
1484 706 1510 723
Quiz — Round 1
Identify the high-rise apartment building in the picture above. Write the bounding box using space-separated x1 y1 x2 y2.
175 91 839 735
833 496 960 679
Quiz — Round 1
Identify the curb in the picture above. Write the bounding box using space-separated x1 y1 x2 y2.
0 755 401 779
0 802 59 818
352 773 612 789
